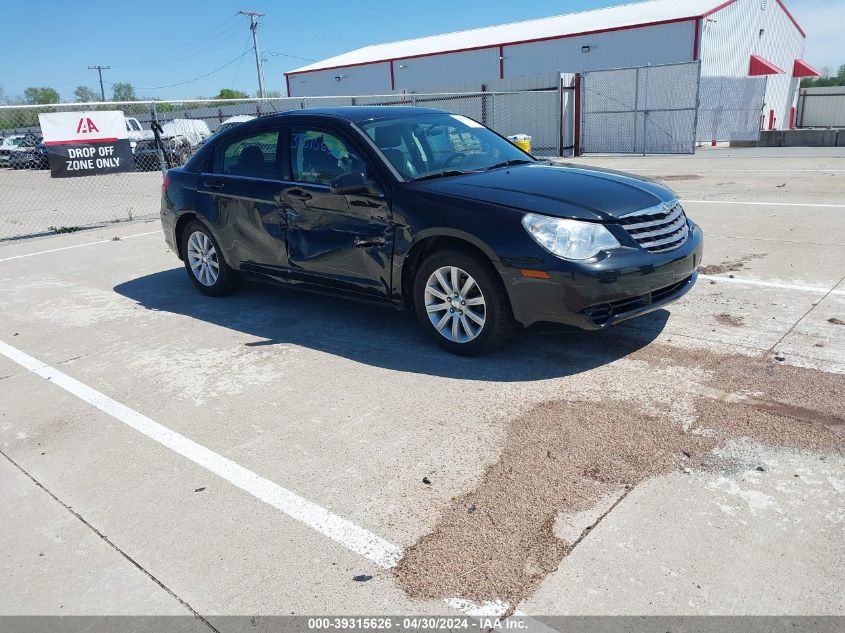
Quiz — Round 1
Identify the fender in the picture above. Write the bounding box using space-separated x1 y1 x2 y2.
391 226 502 300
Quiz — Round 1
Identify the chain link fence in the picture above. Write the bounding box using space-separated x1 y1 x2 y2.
696 76 767 142
0 90 561 243
580 61 701 155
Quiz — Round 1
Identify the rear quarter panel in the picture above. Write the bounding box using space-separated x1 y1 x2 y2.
162 168 201 255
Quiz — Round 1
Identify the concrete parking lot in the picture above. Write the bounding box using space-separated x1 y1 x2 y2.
0 148 843 626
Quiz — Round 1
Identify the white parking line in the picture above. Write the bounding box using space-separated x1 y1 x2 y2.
685 199 845 208
0 230 162 263
0 339 402 569
700 274 845 295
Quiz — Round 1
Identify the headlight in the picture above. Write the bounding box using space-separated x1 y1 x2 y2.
521 213 621 260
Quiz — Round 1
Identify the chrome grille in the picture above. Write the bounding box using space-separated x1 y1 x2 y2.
618 200 689 253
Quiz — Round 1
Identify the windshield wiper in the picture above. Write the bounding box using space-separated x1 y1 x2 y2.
484 159 536 171
412 169 479 182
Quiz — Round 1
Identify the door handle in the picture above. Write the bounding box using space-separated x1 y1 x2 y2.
287 189 312 201
204 179 224 190
354 236 387 248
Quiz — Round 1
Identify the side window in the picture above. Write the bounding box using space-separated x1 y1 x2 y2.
289 127 365 186
217 129 280 178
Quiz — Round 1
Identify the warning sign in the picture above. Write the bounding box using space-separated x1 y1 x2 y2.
38 111 134 178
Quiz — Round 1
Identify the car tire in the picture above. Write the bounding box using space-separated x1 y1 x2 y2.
413 249 514 356
181 220 239 296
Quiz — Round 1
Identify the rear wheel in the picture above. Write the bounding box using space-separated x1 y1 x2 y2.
413 250 514 355
181 221 238 296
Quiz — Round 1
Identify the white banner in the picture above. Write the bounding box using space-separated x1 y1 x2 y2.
37 110 133 178
38 110 128 144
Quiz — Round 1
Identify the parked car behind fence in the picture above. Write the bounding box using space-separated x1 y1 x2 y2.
134 119 212 171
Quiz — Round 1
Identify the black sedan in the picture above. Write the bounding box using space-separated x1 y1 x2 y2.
160 107 702 355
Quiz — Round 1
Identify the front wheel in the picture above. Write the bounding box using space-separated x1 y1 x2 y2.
413 250 514 356
181 221 239 296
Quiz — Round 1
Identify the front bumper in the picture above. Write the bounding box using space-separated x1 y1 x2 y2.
501 222 703 329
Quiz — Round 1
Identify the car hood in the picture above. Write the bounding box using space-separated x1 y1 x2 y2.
412 162 678 221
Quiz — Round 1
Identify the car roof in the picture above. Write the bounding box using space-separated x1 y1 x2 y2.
266 106 451 124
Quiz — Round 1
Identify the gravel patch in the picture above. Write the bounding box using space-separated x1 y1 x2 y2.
654 175 703 181
393 343 844 608
715 313 744 327
698 253 767 275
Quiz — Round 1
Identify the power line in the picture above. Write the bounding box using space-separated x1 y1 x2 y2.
231 32 256 90
110 14 242 69
104 50 254 91
140 23 244 69
239 10 266 98
263 50 317 63
133 22 245 69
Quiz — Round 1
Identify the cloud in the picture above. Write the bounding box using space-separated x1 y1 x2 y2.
788 0 845 73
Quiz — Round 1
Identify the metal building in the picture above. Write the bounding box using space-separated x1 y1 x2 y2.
285 0 820 131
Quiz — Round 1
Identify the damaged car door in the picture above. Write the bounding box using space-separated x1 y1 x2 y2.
198 126 287 272
283 125 393 297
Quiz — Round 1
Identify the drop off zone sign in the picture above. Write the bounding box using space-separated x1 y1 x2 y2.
38 111 133 177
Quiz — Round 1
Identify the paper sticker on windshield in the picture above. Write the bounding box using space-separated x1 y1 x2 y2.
451 114 484 128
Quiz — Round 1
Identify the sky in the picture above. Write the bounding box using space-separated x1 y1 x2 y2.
0 0 840 102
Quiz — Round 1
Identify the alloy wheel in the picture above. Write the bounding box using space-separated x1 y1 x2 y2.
423 265 486 343
186 231 220 287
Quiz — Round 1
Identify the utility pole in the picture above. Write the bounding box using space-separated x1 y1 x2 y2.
239 11 266 98
88 65 110 101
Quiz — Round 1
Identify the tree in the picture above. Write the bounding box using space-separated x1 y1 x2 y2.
112 82 137 101
801 64 845 88
215 88 249 99
264 90 282 98
0 85 6 105
24 86 61 104
73 85 99 102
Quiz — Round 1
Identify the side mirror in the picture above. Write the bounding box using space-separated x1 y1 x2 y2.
330 171 382 196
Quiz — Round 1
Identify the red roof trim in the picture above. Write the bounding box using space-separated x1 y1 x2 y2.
285 16 698 77
793 58 821 78
702 0 738 17
285 0 809 80
749 54 785 76
775 0 806 37
703 0 805 37
692 17 701 60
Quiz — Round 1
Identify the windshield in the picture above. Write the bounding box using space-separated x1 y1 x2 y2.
359 113 533 180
